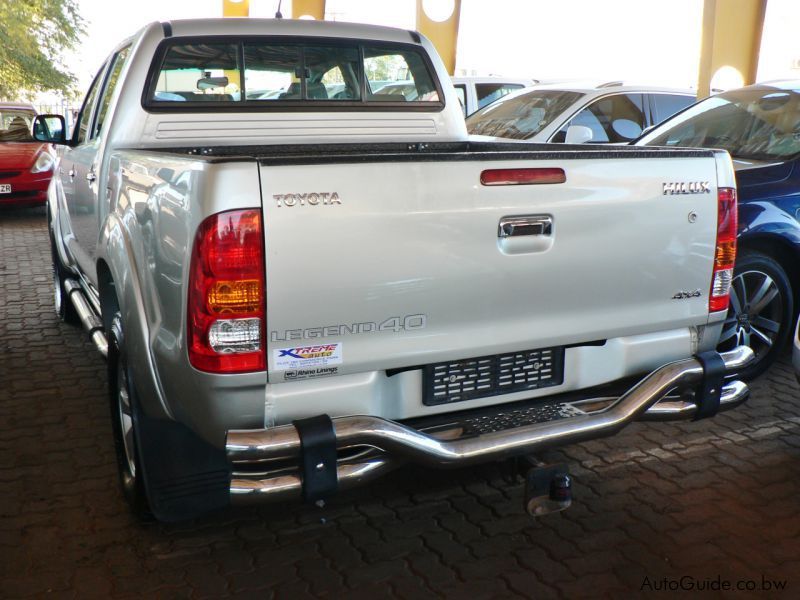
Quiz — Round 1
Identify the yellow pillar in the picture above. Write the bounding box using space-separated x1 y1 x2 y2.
697 0 767 99
416 0 462 75
293 0 326 20
222 0 249 17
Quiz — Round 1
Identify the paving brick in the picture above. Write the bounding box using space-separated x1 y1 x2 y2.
4 208 800 598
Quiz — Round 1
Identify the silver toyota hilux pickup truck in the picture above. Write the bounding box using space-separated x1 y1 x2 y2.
36 18 753 521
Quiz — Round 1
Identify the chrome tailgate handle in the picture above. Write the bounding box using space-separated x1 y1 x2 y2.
499 215 553 238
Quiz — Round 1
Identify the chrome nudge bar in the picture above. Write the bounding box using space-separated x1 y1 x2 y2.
227 347 754 505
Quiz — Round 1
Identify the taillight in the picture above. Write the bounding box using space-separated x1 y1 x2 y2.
709 187 737 312
480 168 566 186
188 209 266 373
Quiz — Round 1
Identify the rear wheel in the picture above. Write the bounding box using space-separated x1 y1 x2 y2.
716 252 793 381
108 312 150 517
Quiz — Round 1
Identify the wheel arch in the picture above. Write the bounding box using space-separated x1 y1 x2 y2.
738 233 800 307
97 259 119 334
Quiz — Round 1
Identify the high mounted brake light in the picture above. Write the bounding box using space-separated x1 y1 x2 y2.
709 187 737 313
188 209 266 373
480 168 566 186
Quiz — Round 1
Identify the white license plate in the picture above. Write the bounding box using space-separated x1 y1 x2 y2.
0 184 11 194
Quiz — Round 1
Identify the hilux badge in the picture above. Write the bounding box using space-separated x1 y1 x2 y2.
663 182 711 195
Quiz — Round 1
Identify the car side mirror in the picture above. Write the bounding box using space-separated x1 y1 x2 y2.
564 125 593 144
33 114 67 144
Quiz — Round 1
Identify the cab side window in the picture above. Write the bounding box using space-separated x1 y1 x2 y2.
94 47 131 138
74 64 107 145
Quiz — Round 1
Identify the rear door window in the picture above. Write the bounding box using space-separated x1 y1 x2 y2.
651 93 695 125
148 38 442 109
453 84 467 116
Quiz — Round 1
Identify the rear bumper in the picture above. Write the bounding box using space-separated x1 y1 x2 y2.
226 346 754 505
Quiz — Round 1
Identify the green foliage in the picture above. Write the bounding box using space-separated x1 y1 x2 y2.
0 0 85 100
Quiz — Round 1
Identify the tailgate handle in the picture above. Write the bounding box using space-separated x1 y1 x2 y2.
499 215 553 238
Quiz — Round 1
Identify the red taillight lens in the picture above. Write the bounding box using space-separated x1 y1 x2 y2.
480 168 566 186
188 209 266 373
709 187 737 312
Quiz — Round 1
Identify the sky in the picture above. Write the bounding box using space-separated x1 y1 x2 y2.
55 0 800 104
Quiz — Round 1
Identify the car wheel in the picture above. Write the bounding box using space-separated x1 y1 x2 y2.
108 312 150 517
716 252 793 381
49 224 80 325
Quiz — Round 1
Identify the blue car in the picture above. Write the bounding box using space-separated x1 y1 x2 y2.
637 81 800 379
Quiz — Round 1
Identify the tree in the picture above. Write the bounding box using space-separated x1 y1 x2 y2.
0 0 85 100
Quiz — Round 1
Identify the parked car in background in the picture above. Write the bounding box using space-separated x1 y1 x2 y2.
0 102 57 207
466 82 696 144
637 81 800 379
451 76 536 116
793 318 800 384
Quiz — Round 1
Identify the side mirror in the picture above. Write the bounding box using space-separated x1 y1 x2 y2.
197 76 229 90
33 114 67 144
564 125 593 144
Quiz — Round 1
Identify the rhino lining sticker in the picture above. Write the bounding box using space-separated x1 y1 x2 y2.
283 366 339 381
274 343 343 371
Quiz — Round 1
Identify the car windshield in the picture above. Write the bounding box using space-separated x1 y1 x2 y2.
639 87 800 161
466 90 584 139
0 109 35 142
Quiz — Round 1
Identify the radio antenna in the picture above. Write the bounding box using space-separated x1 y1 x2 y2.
275 0 283 19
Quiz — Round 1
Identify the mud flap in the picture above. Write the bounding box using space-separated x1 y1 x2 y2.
135 411 231 522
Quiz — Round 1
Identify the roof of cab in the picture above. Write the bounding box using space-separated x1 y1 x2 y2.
159 18 422 45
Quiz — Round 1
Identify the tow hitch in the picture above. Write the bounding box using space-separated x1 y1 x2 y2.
517 457 573 516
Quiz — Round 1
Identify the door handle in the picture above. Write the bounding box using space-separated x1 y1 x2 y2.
86 171 97 183
498 215 553 238
68 168 75 180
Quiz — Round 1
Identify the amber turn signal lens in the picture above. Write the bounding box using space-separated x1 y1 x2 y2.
207 279 262 314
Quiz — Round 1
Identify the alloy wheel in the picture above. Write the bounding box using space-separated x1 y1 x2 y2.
718 269 783 362
117 361 136 480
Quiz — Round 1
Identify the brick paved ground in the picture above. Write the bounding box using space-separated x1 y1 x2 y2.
1 207 799 599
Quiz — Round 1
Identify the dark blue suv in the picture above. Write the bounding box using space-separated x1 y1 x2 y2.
637 81 800 379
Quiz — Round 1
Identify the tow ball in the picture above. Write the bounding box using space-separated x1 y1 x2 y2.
519 458 573 517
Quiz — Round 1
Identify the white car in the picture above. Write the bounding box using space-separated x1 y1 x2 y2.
466 81 696 144
451 76 537 116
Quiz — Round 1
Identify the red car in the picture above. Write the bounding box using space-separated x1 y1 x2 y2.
0 102 56 207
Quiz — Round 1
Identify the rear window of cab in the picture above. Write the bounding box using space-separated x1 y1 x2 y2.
144 37 444 111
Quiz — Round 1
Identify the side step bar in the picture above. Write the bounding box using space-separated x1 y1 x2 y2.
227 346 754 505
64 279 108 358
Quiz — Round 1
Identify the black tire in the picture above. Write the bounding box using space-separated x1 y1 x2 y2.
107 312 151 518
48 223 80 325
716 251 794 381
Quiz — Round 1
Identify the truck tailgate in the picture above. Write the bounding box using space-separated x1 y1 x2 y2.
260 152 718 380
